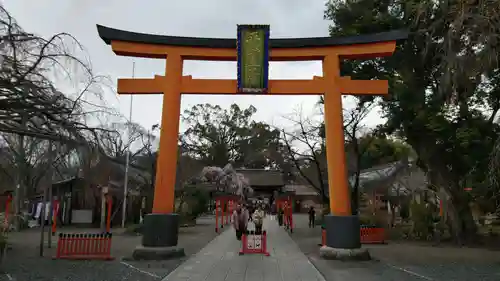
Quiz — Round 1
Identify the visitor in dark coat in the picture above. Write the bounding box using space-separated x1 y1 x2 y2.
232 204 249 241
308 206 316 228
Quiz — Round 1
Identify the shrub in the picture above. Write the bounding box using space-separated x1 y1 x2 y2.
124 224 142 235
399 204 410 221
175 184 210 225
359 212 386 227
386 225 410 240
409 201 434 239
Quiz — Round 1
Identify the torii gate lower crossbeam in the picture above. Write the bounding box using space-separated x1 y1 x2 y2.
97 24 407 260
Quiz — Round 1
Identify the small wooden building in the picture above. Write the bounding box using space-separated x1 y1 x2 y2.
235 169 285 200
27 156 151 227
284 184 322 213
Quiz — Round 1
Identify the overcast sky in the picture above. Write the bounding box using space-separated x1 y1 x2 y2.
3 0 384 135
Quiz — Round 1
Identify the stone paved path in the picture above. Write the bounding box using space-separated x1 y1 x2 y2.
162 218 326 281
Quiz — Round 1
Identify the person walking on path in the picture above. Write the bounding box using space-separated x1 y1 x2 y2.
252 204 266 234
308 206 316 228
247 203 254 222
278 206 284 226
269 202 276 221
232 203 249 241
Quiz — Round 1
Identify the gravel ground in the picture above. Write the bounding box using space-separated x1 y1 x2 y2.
0 216 220 281
290 214 500 281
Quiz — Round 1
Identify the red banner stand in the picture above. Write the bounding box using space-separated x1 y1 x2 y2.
106 195 113 233
51 199 60 235
320 226 326 246
4 194 12 227
55 233 114 260
239 230 270 256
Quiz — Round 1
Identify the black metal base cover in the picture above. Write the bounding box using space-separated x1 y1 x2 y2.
324 214 361 249
141 213 180 247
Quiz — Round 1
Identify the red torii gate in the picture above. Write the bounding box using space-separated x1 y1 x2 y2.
96 23 407 258
214 192 239 233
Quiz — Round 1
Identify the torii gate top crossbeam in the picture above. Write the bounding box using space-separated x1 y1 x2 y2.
96 25 408 96
96 25 407 61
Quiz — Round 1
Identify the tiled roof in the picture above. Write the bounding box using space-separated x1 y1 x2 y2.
352 161 407 187
235 169 284 187
284 185 319 196
351 160 427 195
322 160 420 198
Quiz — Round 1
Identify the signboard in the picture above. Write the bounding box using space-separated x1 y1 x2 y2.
237 25 270 93
246 234 262 250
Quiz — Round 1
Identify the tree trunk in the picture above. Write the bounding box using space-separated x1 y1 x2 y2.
389 200 397 227
446 189 477 244
429 168 477 244
13 132 26 231
351 171 361 215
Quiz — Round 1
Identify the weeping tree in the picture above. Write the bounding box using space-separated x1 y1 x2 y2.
0 6 112 140
0 5 115 229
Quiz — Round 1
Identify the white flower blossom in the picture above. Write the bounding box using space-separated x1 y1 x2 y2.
200 164 253 202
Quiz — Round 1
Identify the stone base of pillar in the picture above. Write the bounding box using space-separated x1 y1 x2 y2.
319 246 371 261
320 214 370 261
132 213 185 260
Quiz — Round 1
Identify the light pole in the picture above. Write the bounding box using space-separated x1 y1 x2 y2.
122 61 135 228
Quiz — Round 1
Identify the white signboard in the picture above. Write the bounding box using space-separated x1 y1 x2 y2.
254 235 262 249
246 235 262 250
247 236 254 249
71 209 93 224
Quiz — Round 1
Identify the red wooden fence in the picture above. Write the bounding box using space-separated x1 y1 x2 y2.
360 227 385 244
55 233 113 260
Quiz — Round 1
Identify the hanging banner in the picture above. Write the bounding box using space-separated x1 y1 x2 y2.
237 25 270 93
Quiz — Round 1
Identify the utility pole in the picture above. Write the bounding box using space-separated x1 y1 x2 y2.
47 172 53 248
122 61 135 228
39 184 47 257
47 141 56 248
100 185 107 230
40 140 53 256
